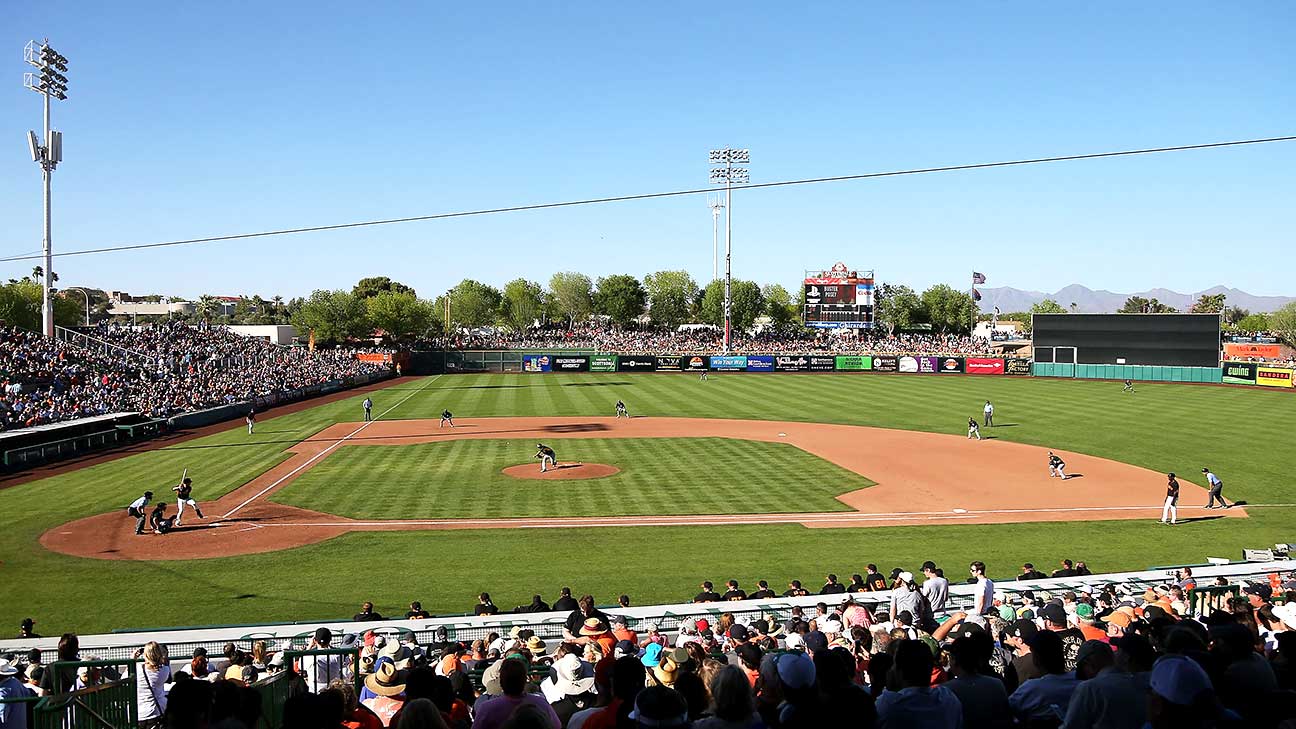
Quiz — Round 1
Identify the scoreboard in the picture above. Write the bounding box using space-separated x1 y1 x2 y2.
804 263 875 329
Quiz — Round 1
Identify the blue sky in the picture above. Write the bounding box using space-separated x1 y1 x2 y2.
2 2 1293 300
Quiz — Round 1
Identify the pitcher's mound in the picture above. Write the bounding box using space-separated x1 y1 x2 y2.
502 463 620 480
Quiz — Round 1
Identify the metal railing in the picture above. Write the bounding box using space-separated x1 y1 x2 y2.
3 429 121 467
281 648 361 695
33 660 137 729
1186 585 1241 617
53 327 154 372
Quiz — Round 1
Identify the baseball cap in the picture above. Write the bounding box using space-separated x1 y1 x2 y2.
734 644 763 668
695 619 709 632
898 571 914 584
776 652 816 690
803 630 828 653
1101 612 1132 628
1039 604 1068 625
1075 603 1095 620
1009 619 1038 642
728 624 749 641
1074 640 1112 670
1150 655 1213 705
1242 583 1273 600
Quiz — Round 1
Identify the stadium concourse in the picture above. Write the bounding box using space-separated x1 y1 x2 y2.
1 561 1294 729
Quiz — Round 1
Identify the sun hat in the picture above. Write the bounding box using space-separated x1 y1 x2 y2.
552 654 596 696
364 662 406 697
0 659 20 677
775 652 816 690
1271 602 1296 628
525 636 547 654
628 685 690 727
579 618 608 637
1150 655 1212 705
481 661 504 695
379 642 412 669
640 643 664 667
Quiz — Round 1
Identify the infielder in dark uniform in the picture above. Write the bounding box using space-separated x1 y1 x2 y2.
172 477 205 527
440 409 455 428
614 400 628 418
1048 452 1068 480
127 491 154 535
1160 473 1180 525
246 409 256 435
535 443 557 472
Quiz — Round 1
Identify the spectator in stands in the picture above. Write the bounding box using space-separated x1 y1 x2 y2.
302 627 348 691
889 573 924 627
562 596 608 643
1009 630 1079 723
37 634 78 694
1052 560 1079 578
814 648 876 727
1019 563 1048 581
472 658 560 729
166 679 215 729
875 640 960 729
1039 603 1087 673
406 602 431 620
541 654 597 726
944 632 1010 728
473 593 499 617
552 588 577 613
1061 639 1147 729
15 619 38 640
363 663 408 727
970 561 994 615
355 602 385 621
920 562 950 613
135 641 170 729
0 658 34 729
694 582 721 603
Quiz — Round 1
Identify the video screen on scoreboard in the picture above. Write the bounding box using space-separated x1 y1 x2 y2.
803 269 874 328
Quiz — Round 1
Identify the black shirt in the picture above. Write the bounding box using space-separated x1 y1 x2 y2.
564 608 609 635
406 610 431 619
473 603 499 616
553 596 578 612
848 581 868 593
782 588 809 598
865 573 889 591
1056 628 1086 672
1167 479 1180 498
694 591 721 603
748 589 777 600
1051 568 1076 578
722 589 747 601
1019 570 1047 581
820 582 846 595
1049 455 1065 468
354 610 384 621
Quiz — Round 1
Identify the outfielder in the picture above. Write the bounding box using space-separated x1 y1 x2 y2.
246 409 256 435
1203 467 1231 509
1048 452 1068 480
699 370 709 382
967 417 981 441
535 443 557 472
440 409 455 428
614 400 628 418
1122 379 1135 393
127 491 154 535
1160 472 1180 525
983 400 994 427
172 477 205 527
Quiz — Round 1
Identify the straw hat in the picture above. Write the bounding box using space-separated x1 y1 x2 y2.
526 636 547 654
579 618 608 637
364 662 407 697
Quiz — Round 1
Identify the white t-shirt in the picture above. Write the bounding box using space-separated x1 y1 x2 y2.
136 665 171 721
975 576 995 614
985 403 994 415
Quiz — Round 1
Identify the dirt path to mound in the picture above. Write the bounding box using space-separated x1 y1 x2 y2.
41 417 1240 560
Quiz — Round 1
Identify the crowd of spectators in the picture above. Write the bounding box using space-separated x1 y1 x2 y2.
0 321 389 430
6 564 1294 729
431 325 995 357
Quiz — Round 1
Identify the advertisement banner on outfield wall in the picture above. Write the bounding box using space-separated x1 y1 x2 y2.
1221 361 1256 385
1255 366 1294 388
746 355 775 372
834 355 871 371
617 356 657 372
710 355 748 371
1005 359 1032 376
938 357 965 374
898 356 919 373
589 355 617 372
919 356 940 374
551 356 589 372
522 354 552 373
965 358 1005 375
682 356 710 371
654 357 683 372
872 355 899 372
809 356 837 371
1224 343 1283 360
775 356 811 372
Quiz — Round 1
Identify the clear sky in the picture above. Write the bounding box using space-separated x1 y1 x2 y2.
2 2 1293 301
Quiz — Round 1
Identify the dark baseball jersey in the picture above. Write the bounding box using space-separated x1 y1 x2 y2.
1166 478 1180 499
175 482 193 500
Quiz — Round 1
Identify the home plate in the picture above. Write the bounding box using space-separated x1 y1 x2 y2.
952 508 968 514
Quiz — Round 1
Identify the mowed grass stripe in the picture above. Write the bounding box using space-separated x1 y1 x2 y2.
271 438 868 519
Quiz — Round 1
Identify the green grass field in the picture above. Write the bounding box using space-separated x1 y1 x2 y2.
1 372 1294 634
273 438 867 519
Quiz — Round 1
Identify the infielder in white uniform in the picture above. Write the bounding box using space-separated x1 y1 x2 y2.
172 477 205 527
1160 473 1180 525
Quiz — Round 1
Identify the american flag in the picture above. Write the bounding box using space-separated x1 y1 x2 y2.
972 272 987 284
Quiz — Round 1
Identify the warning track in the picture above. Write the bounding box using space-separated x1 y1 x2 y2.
40 417 1236 560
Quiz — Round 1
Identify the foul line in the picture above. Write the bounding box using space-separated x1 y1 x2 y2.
220 376 442 519
250 502 1294 529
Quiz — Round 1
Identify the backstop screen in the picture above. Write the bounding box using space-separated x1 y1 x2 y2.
1032 313 1221 367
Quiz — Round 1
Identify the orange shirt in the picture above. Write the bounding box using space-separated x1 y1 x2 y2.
1079 624 1108 643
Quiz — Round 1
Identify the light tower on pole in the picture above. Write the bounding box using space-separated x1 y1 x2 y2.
707 194 725 281
709 148 749 353
23 39 69 338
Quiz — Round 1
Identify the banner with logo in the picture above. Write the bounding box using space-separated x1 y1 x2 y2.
898 356 919 373
809 356 836 371
1224 343 1283 360
1255 366 1294 388
965 357 1005 375
1221 361 1256 385
872 355 899 372
1005 358 1032 376
551 355 589 372
919 356 940 374
681 355 709 372
938 357 965 374
522 354 552 373
654 357 683 372
589 355 617 372
710 355 748 371
617 356 657 372
746 355 775 372
357 352 392 364
774 355 811 372
834 355 871 371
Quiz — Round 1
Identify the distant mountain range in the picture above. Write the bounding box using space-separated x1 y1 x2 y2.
977 285 1295 314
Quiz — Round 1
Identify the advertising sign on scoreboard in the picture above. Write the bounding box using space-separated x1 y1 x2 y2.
803 262 875 329
711 355 748 371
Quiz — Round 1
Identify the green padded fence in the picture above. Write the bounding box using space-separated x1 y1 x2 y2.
1185 584 1240 617
250 670 302 729
32 660 137 729
1032 362 1222 383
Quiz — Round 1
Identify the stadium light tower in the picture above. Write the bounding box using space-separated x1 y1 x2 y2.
709 147 749 353
23 39 69 337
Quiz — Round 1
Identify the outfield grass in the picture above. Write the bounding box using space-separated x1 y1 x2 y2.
1 372 1293 634
273 438 866 519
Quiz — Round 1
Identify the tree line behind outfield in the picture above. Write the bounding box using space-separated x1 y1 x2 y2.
4 270 1292 347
